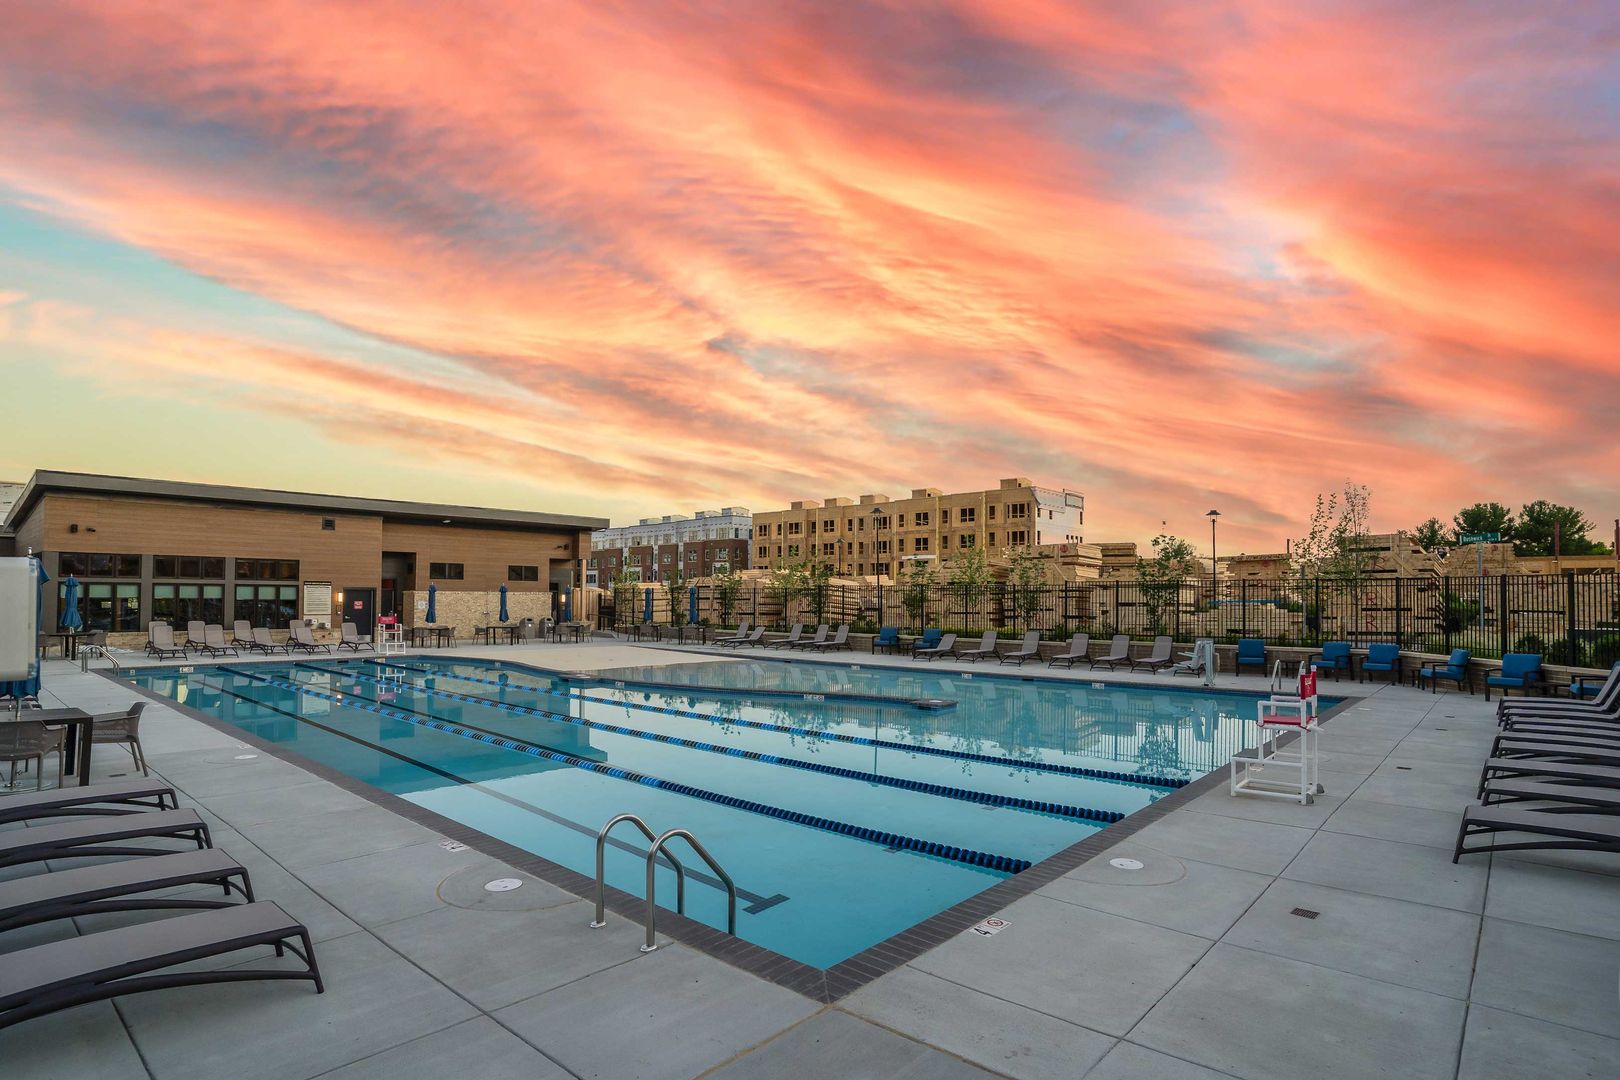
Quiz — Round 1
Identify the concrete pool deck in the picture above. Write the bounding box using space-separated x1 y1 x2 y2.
2 642 1616 1079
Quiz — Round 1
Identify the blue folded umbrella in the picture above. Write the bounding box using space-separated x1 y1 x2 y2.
426 583 437 624
60 574 83 631
498 583 509 622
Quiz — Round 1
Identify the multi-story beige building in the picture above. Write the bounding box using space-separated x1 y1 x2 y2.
750 478 1083 579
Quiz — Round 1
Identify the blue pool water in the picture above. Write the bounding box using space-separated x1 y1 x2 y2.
127 656 1299 968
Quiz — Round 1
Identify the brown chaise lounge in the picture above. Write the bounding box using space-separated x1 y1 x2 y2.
0 848 252 933
0 809 211 871
0 779 178 826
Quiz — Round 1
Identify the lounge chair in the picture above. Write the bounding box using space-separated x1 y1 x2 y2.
200 624 238 658
1570 662 1620 700
913 633 958 661
712 621 752 645
1477 757 1620 794
790 625 830 650
1489 736 1620 768
1171 638 1213 678
870 627 900 654
1360 643 1402 684
1309 641 1352 681
955 631 1001 663
1498 665 1620 722
1086 634 1132 670
287 622 332 654
338 621 373 652
1479 778 1620 812
1235 638 1267 675
147 622 186 660
907 629 943 657
719 628 766 649
251 627 289 654
1131 636 1175 673
0 721 65 791
1453 806 1620 862
0 809 212 871
88 702 151 777
184 620 207 652
0 778 177 826
810 625 851 652
0 902 323 1029
1045 634 1090 668
1418 649 1471 694
999 631 1043 666
1499 712 1620 740
0 848 253 934
232 620 255 648
766 624 806 649
1485 653 1545 701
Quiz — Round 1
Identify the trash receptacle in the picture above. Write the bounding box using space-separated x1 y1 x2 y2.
519 617 536 642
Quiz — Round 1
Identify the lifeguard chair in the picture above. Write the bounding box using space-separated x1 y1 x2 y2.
1230 661 1323 804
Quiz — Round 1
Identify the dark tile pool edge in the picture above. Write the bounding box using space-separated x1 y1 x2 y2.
102 670 1359 1005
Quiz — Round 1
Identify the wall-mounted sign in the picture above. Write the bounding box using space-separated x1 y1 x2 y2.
303 581 333 628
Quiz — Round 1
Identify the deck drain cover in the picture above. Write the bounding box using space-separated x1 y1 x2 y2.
483 878 523 893
439 840 469 853
1110 858 1145 871
1396 765 1413 771
233 754 258 760
1290 908 1320 919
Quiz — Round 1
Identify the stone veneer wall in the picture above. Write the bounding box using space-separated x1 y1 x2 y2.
402 589 554 636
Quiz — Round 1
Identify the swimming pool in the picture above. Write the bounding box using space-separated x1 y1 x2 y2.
127 655 1296 968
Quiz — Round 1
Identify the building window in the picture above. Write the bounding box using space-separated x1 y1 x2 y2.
960 534 976 549
235 584 298 628
877 539 890 554
757 546 768 558
1008 503 1028 519
687 550 698 560
823 543 835 556
915 512 930 527
822 519 835 532
661 553 671 564
897 537 907 553
236 559 299 581
153 583 225 627
756 525 768 538
873 516 890 530
58 552 141 577
508 565 540 581
959 507 976 523
787 544 800 557
154 556 227 579
914 537 930 553
429 562 465 580
787 522 802 535
1010 530 1029 546
58 581 138 632
988 532 996 546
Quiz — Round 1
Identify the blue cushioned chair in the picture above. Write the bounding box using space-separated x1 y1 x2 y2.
871 626 900 654
1360 643 1402 684
908 628 943 656
1235 638 1267 675
1418 649 1471 694
1569 661 1620 698
1485 653 1544 701
1310 641 1352 681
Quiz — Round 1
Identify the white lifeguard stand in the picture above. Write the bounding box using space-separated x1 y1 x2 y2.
1230 661 1323 804
377 614 406 657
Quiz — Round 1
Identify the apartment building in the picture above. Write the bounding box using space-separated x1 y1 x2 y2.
587 507 751 585
750 478 1083 579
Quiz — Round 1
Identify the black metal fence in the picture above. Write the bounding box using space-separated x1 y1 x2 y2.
609 574 1620 666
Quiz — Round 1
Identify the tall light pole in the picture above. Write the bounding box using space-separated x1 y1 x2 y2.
1206 509 1221 611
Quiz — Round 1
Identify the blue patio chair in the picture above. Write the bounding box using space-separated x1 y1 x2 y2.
1234 638 1267 675
1418 649 1471 694
908 628 943 656
870 626 900 654
1360 643 1402 684
1485 653 1544 701
1570 661 1620 699
1309 641 1352 681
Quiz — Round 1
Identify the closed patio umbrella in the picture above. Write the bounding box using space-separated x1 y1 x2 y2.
498 583 509 622
60 574 83 632
425 584 437 624
643 587 653 623
688 586 698 625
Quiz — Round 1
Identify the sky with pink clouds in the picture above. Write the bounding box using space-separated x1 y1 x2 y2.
1 1 1616 551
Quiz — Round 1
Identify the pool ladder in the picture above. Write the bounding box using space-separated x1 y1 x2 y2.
590 813 737 953
79 645 121 674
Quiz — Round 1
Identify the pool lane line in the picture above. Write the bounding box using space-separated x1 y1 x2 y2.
254 668 1032 874
356 658 1187 790
196 673 786 911
309 663 1127 826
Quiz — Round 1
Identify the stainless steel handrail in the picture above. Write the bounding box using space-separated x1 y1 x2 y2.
590 813 686 929
79 644 121 674
641 828 735 953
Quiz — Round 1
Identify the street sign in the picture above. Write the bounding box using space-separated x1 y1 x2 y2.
1458 532 1501 544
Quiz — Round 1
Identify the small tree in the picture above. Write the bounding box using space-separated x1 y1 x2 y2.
611 569 641 631
1005 546 1047 631
768 562 809 628
664 564 687 632
946 546 993 628
1291 482 1375 641
713 567 744 627
899 559 937 630
1410 517 1449 551
806 560 835 626
1135 533 1197 636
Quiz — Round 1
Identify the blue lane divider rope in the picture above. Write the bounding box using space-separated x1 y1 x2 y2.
313 664 1124 826
360 658 1186 790
242 668 1033 874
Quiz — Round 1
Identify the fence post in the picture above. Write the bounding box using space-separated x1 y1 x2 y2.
1313 578 1322 646
1497 576 1509 658
1442 576 1451 653
1240 578 1248 638
1394 576 1404 647
1565 572 1578 666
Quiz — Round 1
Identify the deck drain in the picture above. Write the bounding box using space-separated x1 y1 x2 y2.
1290 908 1320 920
439 840 469 853
1110 858 1145 871
483 878 524 893
232 754 258 760
1396 766 1413 771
